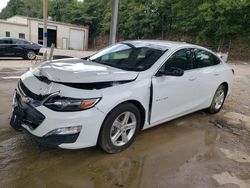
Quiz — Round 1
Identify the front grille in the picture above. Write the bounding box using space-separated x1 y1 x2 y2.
16 80 46 129
15 92 45 129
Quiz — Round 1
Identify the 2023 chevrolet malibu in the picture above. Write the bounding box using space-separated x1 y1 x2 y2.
10 40 234 153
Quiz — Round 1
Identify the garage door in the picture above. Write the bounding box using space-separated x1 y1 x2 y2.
69 29 84 50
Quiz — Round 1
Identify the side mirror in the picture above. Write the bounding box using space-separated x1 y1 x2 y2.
156 67 184 77
81 56 90 60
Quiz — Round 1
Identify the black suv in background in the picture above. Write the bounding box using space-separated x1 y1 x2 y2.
0 37 42 60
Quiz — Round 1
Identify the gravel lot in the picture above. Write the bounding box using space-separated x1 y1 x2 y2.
0 59 249 188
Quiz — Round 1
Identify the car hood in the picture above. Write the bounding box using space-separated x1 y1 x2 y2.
30 58 139 83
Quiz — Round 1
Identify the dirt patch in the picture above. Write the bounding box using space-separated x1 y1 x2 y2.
213 172 250 188
220 148 250 163
224 112 250 131
209 119 249 136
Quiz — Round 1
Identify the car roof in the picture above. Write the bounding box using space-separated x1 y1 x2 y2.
123 40 195 49
121 40 217 56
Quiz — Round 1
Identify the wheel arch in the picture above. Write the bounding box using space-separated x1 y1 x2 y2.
98 100 146 139
126 100 146 130
109 100 146 130
221 82 229 95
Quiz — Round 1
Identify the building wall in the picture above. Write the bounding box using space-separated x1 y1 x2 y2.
57 24 88 50
0 21 29 39
29 19 88 50
6 16 28 25
0 16 89 50
29 20 39 43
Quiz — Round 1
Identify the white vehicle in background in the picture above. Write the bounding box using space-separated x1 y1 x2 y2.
10 40 234 153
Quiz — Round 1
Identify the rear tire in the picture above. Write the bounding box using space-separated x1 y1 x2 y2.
98 103 141 153
24 50 36 60
205 85 226 114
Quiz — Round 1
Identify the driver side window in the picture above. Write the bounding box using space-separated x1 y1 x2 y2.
163 48 194 71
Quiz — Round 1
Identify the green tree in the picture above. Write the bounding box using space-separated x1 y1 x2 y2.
0 0 249 47
0 0 42 19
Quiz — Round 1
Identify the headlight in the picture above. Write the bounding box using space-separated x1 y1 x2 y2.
44 96 101 111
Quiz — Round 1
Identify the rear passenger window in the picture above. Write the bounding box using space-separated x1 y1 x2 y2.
0 39 12 44
164 48 193 70
194 49 220 68
13 39 30 45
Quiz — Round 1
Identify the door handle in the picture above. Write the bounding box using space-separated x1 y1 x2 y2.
214 72 220 76
188 76 197 81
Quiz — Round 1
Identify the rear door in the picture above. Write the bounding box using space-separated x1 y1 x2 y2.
150 48 200 124
192 48 222 106
11 39 27 56
0 38 13 56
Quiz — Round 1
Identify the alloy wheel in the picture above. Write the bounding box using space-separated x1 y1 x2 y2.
27 51 36 60
110 111 137 146
214 89 225 110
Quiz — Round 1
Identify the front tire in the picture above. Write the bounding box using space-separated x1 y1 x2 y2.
205 85 226 114
24 50 36 60
98 103 141 153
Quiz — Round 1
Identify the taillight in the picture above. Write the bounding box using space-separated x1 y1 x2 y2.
232 69 235 75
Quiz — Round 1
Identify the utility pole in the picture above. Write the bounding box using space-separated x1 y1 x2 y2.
109 0 119 45
43 0 48 60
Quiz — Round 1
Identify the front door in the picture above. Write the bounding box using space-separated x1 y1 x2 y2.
150 48 200 124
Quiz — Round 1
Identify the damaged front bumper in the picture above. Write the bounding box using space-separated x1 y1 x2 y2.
9 77 106 149
10 90 80 147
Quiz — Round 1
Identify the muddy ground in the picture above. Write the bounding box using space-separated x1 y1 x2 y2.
0 60 249 188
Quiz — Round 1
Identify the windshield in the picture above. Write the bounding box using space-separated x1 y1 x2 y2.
89 43 166 71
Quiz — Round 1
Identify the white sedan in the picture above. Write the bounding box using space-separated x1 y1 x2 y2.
10 40 234 153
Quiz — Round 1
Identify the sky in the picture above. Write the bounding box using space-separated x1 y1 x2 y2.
0 0 9 12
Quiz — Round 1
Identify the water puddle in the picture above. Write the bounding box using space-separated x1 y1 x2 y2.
0 67 27 80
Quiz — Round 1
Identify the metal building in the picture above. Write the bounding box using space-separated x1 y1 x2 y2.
0 15 89 50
